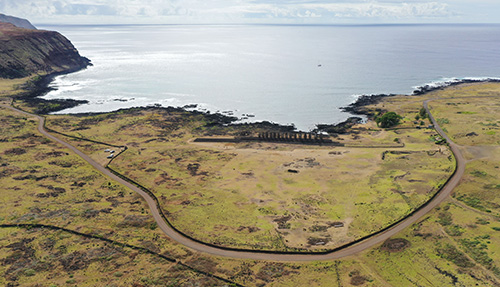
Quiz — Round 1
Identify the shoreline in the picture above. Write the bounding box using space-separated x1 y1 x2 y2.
13 66 91 114
18 74 500 133
1 72 471 259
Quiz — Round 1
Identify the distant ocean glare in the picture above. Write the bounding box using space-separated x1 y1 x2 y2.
39 24 500 131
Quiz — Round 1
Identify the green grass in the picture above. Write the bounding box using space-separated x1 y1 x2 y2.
3 81 500 286
46 109 454 251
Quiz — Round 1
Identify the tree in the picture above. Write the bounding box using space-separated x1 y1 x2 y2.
376 112 403 128
419 107 428 119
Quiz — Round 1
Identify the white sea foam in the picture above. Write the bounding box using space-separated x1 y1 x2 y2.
413 77 500 92
37 24 500 131
44 75 98 99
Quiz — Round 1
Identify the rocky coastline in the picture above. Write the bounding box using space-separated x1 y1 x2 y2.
15 71 90 114
16 48 500 133
24 77 500 134
340 78 500 120
411 78 500 95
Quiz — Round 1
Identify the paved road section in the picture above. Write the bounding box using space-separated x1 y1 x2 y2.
2 101 465 261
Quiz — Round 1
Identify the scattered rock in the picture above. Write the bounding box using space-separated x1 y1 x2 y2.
394 172 410 181
4 148 27 155
315 117 364 134
71 181 86 187
60 251 88 271
381 238 411 252
45 151 67 157
466 132 478 137
328 221 344 228
185 256 218 274
1 238 37 281
187 163 200 176
117 215 152 228
141 241 160 253
307 237 330 246
237 226 261 233
273 215 292 229
350 270 368 286
82 209 100 218
48 160 73 168
36 185 66 198
256 263 297 283
309 225 329 232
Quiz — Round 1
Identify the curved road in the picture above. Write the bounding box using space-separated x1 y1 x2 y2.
2 101 465 261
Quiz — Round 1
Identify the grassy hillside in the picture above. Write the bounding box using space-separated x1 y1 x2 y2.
0 22 90 79
0 13 37 30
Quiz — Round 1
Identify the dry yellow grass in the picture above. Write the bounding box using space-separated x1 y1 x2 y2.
45 104 453 252
3 81 500 286
0 77 32 97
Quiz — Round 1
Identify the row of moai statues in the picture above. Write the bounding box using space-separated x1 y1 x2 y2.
257 132 326 142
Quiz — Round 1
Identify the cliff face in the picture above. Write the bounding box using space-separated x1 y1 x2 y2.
0 23 91 79
0 13 37 30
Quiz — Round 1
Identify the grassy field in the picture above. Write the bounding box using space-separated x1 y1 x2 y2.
45 104 453 251
359 201 500 286
2 80 500 286
0 76 33 97
354 82 500 286
1 102 382 286
0 105 244 286
0 227 226 287
429 87 500 146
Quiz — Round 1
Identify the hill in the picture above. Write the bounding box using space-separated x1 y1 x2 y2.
0 13 36 29
0 22 90 79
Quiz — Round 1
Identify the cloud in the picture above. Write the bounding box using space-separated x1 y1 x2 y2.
0 0 478 24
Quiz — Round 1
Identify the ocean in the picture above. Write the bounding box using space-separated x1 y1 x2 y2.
39 24 500 131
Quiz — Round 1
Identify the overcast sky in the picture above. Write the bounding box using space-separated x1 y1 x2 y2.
1 0 500 25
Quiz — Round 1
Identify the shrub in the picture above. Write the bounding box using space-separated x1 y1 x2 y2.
460 238 494 268
470 170 488 178
419 107 428 119
476 218 490 225
445 225 464 236
437 211 453 226
375 112 403 128
436 243 474 268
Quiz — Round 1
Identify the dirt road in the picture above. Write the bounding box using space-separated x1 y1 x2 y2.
2 101 465 261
